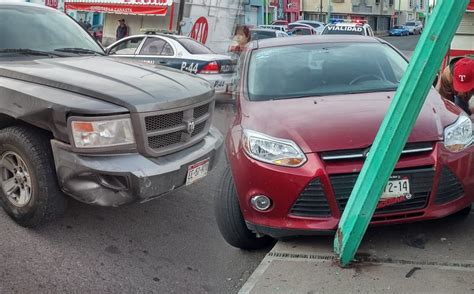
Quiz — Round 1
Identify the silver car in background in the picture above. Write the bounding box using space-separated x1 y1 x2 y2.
404 21 423 35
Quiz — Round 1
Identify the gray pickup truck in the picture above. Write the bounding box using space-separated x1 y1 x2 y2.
0 3 222 227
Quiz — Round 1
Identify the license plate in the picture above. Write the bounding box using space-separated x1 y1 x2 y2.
378 176 412 209
186 158 210 185
213 80 226 89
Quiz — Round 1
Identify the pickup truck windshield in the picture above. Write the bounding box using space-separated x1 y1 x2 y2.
0 6 103 54
247 42 408 101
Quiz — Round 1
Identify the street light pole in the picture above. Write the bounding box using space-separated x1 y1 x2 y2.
320 0 323 22
327 0 331 23
425 0 429 23
398 0 401 25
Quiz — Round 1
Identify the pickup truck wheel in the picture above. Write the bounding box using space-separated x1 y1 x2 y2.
215 167 273 250
0 126 66 227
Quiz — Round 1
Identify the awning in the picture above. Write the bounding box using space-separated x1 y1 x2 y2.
64 0 172 15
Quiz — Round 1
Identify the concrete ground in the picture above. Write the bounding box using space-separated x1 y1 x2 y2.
240 210 474 294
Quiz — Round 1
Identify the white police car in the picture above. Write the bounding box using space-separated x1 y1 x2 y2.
322 22 375 37
106 31 235 101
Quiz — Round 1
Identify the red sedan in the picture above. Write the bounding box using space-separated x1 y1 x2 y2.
215 36 474 249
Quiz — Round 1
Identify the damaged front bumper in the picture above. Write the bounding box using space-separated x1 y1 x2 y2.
51 127 223 207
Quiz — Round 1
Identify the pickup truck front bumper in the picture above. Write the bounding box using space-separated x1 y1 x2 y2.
51 127 223 207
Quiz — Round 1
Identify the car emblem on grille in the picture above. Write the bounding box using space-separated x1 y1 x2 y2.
187 120 196 134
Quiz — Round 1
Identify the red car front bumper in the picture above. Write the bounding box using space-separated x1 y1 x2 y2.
228 140 474 238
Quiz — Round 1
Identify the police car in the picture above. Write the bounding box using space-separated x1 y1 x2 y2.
322 22 375 37
106 31 235 101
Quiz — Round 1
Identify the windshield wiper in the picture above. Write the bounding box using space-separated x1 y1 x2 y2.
0 48 60 57
54 48 105 55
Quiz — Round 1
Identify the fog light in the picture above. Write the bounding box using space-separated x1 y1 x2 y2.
250 195 272 211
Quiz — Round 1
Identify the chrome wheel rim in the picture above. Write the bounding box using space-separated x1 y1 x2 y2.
0 151 32 207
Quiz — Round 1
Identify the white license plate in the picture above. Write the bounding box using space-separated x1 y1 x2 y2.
381 177 410 199
213 80 226 90
186 158 210 185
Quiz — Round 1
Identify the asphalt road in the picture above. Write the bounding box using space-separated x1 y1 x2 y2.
381 34 421 58
0 104 270 293
0 35 421 294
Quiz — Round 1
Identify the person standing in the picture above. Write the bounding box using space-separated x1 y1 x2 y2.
85 20 92 30
78 18 86 29
116 19 128 41
228 25 251 56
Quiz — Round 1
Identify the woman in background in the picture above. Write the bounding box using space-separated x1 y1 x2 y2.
228 25 251 56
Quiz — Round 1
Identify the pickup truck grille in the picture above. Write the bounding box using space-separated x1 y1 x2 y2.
138 101 214 157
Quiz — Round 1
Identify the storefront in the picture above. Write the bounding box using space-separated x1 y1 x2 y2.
242 0 265 27
64 0 174 45
283 0 299 23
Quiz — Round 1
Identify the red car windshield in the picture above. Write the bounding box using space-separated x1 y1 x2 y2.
247 42 408 101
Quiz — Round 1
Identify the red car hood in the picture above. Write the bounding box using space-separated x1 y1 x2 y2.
241 90 461 153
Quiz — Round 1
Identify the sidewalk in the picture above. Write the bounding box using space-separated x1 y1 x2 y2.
240 210 474 293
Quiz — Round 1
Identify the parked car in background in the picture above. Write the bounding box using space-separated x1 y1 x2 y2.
250 28 289 40
0 3 223 227
106 33 235 101
215 35 473 249
288 26 318 36
322 22 374 37
272 20 288 26
404 21 423 35
389 25 410 36
288 23 315 31
258 24 287 32
294 20 325 34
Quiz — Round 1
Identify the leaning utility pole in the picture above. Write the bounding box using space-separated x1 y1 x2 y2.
334 0 470 267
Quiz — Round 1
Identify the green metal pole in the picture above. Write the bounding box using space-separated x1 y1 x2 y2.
334 0 469 267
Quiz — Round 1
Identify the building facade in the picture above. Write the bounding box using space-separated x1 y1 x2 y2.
394 0 427 25
301 0 397 33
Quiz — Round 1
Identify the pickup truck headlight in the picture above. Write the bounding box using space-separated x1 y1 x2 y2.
70 117 135 149
242 129 307 167
444 115 473 152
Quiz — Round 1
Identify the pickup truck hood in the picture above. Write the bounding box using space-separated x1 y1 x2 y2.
0 56 214 112
242 91 461 153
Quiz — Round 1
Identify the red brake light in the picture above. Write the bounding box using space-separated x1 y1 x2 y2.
199 61 220 74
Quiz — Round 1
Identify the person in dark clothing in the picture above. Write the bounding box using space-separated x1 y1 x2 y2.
78 18 86 29
116 19 128 41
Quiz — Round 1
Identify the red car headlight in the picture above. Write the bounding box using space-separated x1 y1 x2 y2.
242 129 307 167
443 115 473 152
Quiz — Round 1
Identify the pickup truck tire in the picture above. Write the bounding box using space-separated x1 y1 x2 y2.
0 126 66 227
215 167 273 250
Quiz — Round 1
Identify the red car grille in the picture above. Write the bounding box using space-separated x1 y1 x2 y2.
435 167 464 204
290 179 331 217
331 167 435 215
